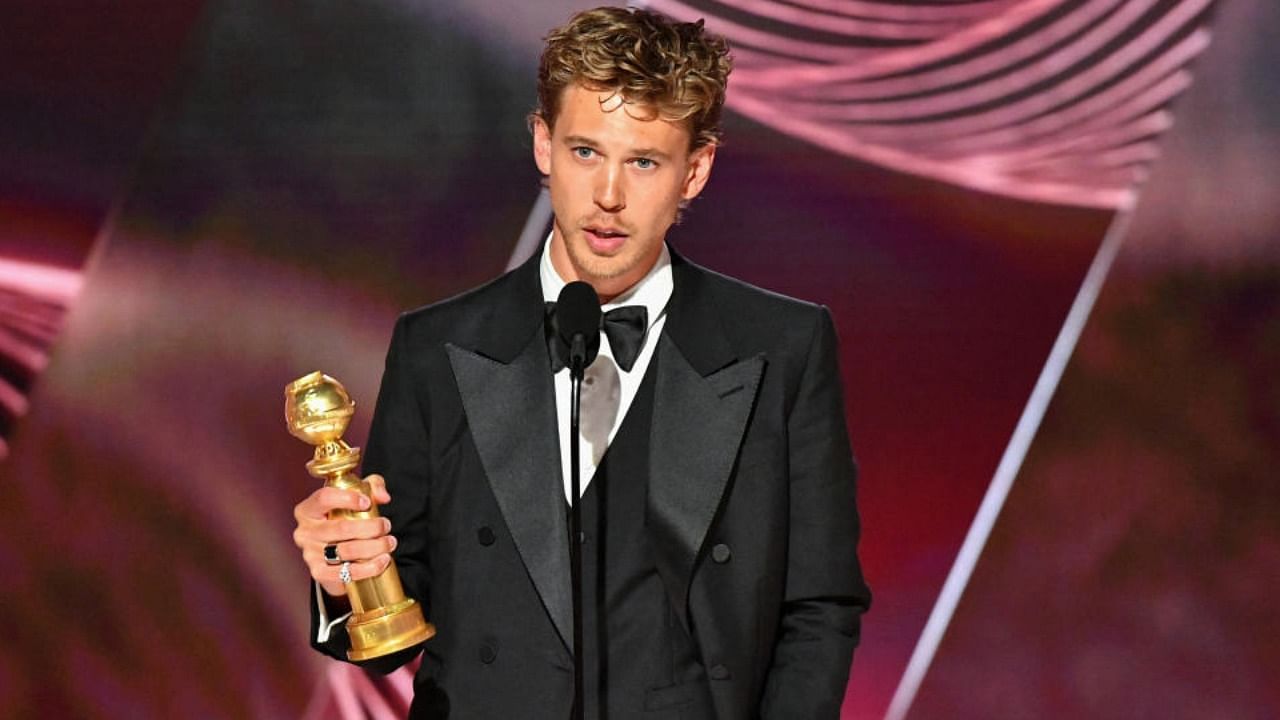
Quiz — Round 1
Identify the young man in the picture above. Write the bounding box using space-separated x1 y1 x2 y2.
292 7 870 718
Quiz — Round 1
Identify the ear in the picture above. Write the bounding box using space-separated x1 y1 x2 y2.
532 114 552 177
680 143 717 202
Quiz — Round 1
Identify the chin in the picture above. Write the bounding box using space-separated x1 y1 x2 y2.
581 260 633 283
569 246 631 279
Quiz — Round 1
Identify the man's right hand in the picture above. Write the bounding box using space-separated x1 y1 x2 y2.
292 474 396 597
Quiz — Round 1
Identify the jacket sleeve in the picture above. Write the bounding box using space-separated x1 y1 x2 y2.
760 307 872 719
309 313 434 674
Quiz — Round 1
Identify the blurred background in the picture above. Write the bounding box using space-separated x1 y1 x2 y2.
1 1 1275 718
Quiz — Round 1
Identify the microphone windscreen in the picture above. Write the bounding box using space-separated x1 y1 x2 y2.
556 281 601 366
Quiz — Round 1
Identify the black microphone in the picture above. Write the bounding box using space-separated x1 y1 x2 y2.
553 280 600 720
555 281 602 378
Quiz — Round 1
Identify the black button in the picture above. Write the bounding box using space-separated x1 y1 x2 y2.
709 664 731 681
480 644 497 664
478 526 496 546
711 543 732 564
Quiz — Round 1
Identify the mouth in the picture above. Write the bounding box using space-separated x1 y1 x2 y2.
583 225 630 254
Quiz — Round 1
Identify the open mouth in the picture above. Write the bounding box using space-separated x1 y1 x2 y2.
584 226 629 252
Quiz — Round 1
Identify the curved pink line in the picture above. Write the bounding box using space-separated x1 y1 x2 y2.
796 29 1211 144
785 0 1140 103
775 0 1167 121
644 0 886 62
734 0 1122 94
974 111 1173 167
0 376 30 418
1017 141 1162 174
782 0 1017 23
713 0 959 40
655 0 1210 207
729 91 1135 209
725 46 792 72
724 0 1069 85
926 68 1193 156
1094 141 1164 167
0 304 61 344
0 328 49 374
0 258 83 303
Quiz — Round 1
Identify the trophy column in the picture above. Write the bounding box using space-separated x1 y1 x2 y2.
286 371 436 661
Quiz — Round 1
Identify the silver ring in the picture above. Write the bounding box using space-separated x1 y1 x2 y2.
339 561 352 585
323 544 342 566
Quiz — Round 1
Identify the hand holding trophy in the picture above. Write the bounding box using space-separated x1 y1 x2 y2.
286 371 435 660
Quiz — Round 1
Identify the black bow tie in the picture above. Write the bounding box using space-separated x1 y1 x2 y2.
545 301 649 373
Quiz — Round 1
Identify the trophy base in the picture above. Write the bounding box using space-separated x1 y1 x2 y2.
346 598 436 661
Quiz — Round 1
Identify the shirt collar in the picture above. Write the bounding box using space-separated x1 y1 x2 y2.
539 233 673 335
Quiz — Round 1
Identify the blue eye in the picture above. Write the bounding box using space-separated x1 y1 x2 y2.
634 158 655 169
573 147 594 159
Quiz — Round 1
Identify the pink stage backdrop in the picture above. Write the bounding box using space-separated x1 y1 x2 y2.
2 1 1276 719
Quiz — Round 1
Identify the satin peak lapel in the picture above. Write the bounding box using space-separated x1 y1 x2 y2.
446 338 572 652
648 337 765 628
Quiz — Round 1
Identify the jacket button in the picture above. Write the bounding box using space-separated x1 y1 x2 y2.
709 664 731 681
711 543 732 564
480 644 497 664
478 526 496 546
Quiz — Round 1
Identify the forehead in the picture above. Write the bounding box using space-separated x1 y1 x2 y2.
552 84 692 151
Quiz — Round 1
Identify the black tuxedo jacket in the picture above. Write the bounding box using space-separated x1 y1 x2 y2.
311 249 871 719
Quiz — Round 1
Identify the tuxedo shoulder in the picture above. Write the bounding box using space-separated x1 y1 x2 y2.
405 270 512 317
682 259 831 340
381 264 530 348
698 264 823 314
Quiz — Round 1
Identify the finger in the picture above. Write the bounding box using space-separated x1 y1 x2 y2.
320 554 392 584
313 516 392 544
332 535 397 564
294 489 330 522
365 474 391 504
296 487 370 521
317 486 373 513
317 579 347 598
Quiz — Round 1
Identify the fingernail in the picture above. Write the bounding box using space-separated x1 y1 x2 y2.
389 536 398 551
383 518 392 533
359 496 371 510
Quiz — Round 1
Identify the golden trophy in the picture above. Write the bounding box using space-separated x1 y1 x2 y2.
285 371 435 660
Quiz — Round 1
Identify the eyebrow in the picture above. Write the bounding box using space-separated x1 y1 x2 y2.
631 147 673 162
562 135 673 162
563 135 600 149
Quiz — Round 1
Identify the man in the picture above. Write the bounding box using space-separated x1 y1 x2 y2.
292 7 870 719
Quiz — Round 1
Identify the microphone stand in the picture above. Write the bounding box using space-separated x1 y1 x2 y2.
568 335 586 720
555 281 599 720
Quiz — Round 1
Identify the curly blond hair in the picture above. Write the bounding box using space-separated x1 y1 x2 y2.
534 6 732 149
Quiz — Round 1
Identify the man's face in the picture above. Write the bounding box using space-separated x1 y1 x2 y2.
533 84 716 300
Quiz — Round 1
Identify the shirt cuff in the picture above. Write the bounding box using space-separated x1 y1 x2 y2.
314 580 353 643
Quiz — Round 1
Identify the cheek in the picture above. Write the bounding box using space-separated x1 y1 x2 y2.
644 186 685 225
551 164 590 196
547 171 582 211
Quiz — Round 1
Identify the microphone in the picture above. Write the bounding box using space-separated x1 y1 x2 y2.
555 281 602 378
553 280 600 720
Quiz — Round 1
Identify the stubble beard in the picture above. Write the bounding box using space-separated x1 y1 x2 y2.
565 230 639 282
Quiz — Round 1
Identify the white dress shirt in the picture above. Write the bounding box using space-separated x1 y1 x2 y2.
540 236 672 502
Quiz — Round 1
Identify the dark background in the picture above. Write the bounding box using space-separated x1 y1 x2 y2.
1 1 1275 718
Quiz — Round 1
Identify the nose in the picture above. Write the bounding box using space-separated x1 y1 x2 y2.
593 163 625 213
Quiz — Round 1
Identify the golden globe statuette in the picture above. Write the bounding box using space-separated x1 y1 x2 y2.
285 371 435 661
